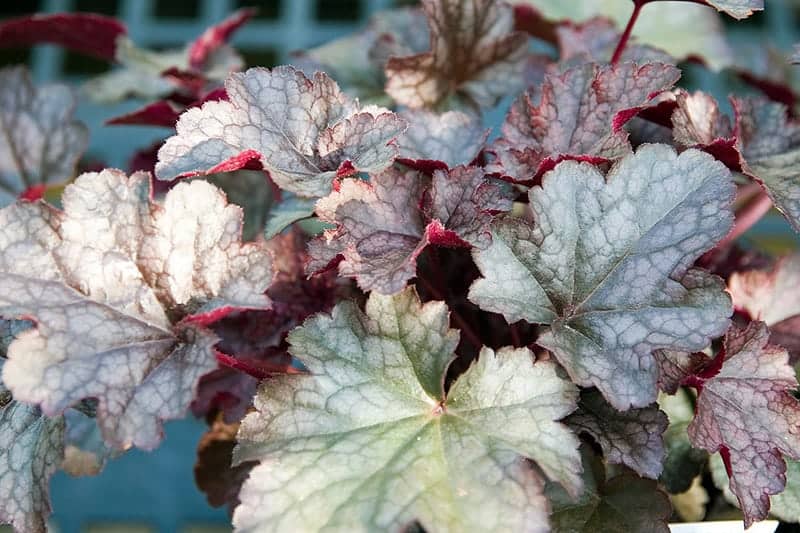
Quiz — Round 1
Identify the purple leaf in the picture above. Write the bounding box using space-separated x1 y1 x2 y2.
486 62 680 184
309 165 511 294
686 322 800 528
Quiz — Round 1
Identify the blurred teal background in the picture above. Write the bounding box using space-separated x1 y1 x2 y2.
0 0 799 531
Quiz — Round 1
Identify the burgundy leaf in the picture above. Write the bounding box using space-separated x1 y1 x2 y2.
188 8 255 71
107 100 182 128
685 322 800 527
486 61 680 184
107 88 228 128
194 231 338 423
194 414 256 513
0 13 126 61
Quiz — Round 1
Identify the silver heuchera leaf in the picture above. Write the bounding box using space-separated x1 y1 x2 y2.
0 170 274 450
155 66 407 198
397 109 489 169
487 62 680 183
566 388 668 479
385 0 529 109
233 288 582 532
687 322 800 528
0 359 65 533
0 66 88 207
309 165 511 294
698 0 764 19
733 97 800 232
470 145 734 409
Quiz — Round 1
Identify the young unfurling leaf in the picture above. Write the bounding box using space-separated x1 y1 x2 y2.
233 288 582 532
385 0 529 109
686 322 800 527
0 170 273 450
487 62 680 183
156 66 406 198
0 66 88 207
470 145 734 409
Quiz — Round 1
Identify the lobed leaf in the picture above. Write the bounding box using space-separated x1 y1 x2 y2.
547 446 671 533
470 145 734 409
566 388 667 478
233 288 582 532
156 66 406 198
0 359 65 533
487 62 680 183
385 0 529 109
309 165 512 294
733 97 800 232
0 66 88 207
686 322 800 527
0 170 273 450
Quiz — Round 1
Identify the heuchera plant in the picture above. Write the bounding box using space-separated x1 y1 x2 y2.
10 0 800 531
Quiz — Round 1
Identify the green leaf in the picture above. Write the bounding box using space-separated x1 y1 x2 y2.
233 288 582 532
547 446 672 533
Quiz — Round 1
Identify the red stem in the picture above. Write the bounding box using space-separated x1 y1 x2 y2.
610 0 645 65
717 189 773 249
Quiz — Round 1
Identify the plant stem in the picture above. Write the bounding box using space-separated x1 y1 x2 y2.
718 189 773 249
610 0 645 65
